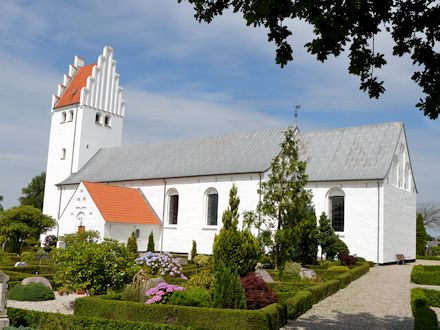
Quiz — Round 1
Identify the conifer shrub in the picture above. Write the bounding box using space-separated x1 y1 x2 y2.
240 273 277 309
168 287 213 307
212 185 260 276
127 232 138 256
8 283 54 301
193 255 211 268
191 240 197 261
284 261 301 276
213 261 246 309
147 231 155 252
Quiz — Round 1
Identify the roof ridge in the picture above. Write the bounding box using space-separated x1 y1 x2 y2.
300 121 402 136
83 181 139 192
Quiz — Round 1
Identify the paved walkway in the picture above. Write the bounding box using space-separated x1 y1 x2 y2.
284 260 440 330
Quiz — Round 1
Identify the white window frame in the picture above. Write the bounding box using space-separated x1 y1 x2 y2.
166 188 179 226
60 111 66 123
327 187 345 233
67 110 74 122
205 188 219 226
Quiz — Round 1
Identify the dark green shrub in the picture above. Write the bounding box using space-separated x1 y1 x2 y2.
75 296 287 330
8 283 54 301
431 246 440 256
240 272 277 309
268 282 312 303
411 288 438 330
213 262 246 309
127 232 138 256
168 287 212 307
412 265 440 285
356 256 366 262
368 261 375 267
284 291 313 319
147 231 155 252
213 185 260 276
190 240 197 261
306 279 339 304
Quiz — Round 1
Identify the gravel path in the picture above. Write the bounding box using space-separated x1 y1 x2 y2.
284 259 440 330
7 292 85 315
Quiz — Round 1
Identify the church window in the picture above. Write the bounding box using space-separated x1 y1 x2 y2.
67 110 74 122
95 113 102 125
61 148 66 160
76 212 85 226
328 188 345 232
61 111 66 123
168 190 179 225
135 229 140 239
104 115 111 127
206 188 219 226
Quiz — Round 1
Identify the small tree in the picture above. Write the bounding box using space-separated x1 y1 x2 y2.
416 213 428 256
147 231 155 252
0 195 3 212
19 172 46 210
191 240 197 261
213 261 246 309
127 232 138 256
257 126 313 269
0 205 55 253
213 185 260 276
317 212 338 261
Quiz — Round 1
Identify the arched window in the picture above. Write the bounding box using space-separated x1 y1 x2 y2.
327 188 345 232
135 229 140 239
61 148 66 160
61 111 66 123
67 110 74 122
104 115 111 127
205 188 219 226
95 112 102 125
76 212 85 226
167 189 179 225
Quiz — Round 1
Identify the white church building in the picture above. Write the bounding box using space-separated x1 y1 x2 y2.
43 46 417 264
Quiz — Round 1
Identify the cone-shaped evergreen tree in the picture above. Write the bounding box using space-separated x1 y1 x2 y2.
147 231 155 252
127 232 138 257
317 212 338 261
416 213 427 256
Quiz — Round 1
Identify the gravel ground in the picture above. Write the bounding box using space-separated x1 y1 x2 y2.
7 292 86 315
283 259 440 330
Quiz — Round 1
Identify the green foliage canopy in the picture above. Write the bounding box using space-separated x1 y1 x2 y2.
0 205 55 253
317 212 338 260
19 172 46 210
179 0 440 119
53 233 137 295
213 261 246 309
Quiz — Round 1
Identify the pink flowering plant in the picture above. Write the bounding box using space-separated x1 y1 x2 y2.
145 282 185 304
136 252 187 279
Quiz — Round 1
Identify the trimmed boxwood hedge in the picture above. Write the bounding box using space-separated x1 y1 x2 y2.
411 265 440 285
8 307 190 330
335 271 352 289
74 297 287 330
305 279 339 304
349 263 369 281
411 288 440 330
284 291 313 319
1 265 56 274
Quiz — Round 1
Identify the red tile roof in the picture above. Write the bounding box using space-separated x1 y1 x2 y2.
54 64 96 109
83 181 161 225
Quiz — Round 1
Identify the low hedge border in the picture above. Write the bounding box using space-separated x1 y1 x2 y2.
283 262 369 319
74 297 287 330
411 288 440 330
8 307 191 330
416 255 440 261
411 265 440 285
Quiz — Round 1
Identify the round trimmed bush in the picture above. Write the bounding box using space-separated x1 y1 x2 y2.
168 287 212 307
7 283 55 301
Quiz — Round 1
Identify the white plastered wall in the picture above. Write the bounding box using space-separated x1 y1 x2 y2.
103 223 162 251
308 180 384 263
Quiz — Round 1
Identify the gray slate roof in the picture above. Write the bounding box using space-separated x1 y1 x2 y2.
60 122 403 185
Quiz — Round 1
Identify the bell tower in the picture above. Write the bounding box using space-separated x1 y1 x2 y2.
43 46 125 221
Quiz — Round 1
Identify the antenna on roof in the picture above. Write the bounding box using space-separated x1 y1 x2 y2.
294 104 301 127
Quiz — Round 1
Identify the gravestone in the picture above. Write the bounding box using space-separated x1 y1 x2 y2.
0 271 10 328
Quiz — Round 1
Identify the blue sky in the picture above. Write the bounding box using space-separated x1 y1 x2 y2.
0 0 439 209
